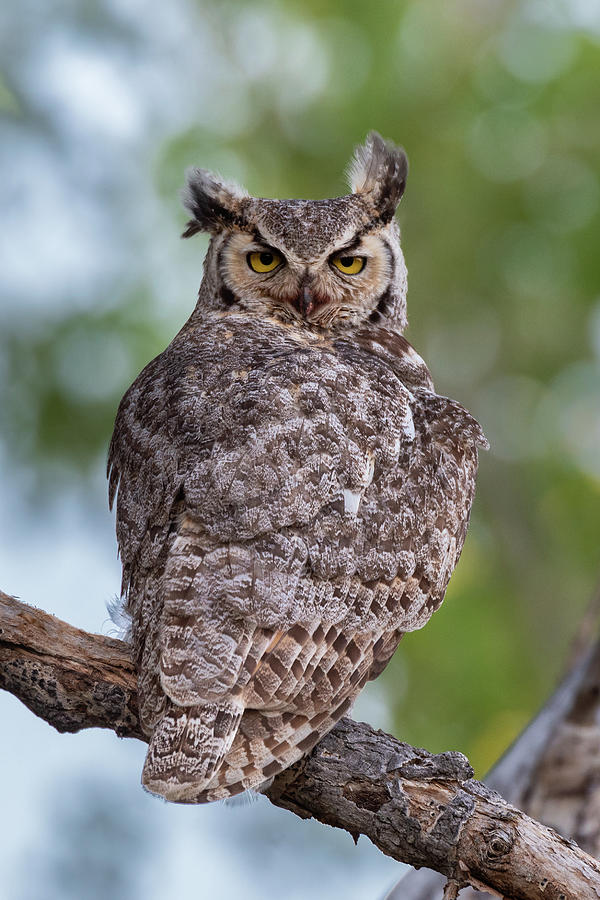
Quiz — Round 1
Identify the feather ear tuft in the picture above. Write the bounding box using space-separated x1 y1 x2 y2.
181 169 249 237
347 132 408 223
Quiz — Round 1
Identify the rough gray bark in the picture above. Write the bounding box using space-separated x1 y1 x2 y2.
0 590 139 737
389 601 600 899
2 589 600 900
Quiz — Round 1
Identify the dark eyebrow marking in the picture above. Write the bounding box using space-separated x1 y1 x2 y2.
251 227 276 249
332 236 363 257
331 215 393 255
352 214 397 242
248 228 287 263
251 227 267 244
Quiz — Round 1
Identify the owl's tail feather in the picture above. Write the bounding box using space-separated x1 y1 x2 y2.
142 699 243 802
194 691 361 803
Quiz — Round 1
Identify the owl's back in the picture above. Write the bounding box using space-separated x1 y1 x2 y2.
109 310 485 801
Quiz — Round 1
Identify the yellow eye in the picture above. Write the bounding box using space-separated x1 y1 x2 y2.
332 255 366 275
247 250 282 273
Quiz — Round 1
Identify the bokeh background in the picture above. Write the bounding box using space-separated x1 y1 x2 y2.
1 1 599 898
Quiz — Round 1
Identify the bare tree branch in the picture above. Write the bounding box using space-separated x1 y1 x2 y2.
3 589 600 900
0 590 139 738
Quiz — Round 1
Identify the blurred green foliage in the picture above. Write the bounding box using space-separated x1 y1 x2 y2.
2 0 599 776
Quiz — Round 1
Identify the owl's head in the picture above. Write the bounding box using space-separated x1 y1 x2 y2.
182 132 409 332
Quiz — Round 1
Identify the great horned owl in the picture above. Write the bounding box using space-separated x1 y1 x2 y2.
108 133 487 803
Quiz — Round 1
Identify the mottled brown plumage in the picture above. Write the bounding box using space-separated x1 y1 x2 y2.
108 132 487 803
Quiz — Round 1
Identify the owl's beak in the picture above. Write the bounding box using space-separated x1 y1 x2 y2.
289 280 320 319
297 284 315 318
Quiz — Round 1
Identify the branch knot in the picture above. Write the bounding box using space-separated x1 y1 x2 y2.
483 826 515 865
